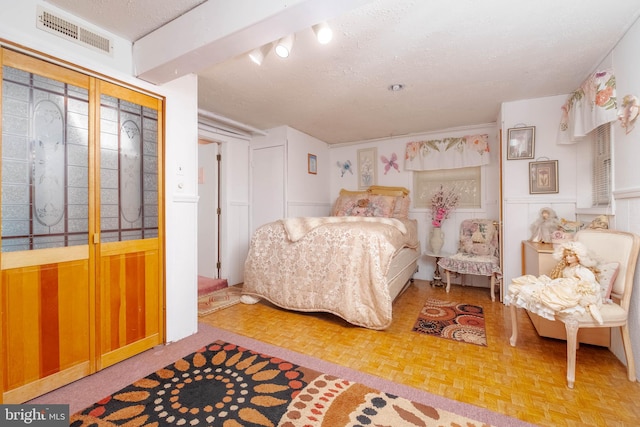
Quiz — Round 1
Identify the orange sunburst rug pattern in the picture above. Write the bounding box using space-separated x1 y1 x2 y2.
70 341 492 426
412 298 487 346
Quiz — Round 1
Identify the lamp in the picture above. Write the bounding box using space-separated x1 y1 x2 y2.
249 44 270 65
312 21 333 44
275 34 294 58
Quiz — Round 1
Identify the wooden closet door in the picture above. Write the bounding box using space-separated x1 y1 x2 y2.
95 81 164 369
1 49 94 403
0 49 165 403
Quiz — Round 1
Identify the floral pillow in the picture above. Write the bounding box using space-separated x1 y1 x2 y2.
459 220 497 256
598 261 619 300
336 195 396 217
333 193 366 216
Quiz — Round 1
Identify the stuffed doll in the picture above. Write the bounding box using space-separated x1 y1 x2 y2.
529 207 560 243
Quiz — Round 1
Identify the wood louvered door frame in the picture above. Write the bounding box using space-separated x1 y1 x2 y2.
0 48 165 403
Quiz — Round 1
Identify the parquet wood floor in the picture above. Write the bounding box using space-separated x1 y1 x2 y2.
200 280 640 426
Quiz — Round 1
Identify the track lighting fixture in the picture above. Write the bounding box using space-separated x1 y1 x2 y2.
312 21 333 44
249 44 270 65
275 34 294 58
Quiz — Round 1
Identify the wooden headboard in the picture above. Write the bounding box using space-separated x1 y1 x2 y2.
339 186 410 197
368 185 410 196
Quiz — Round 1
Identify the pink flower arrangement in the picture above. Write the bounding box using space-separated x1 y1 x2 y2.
430 185 459 228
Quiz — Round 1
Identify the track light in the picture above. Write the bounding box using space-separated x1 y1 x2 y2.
249 44 270 65
275 34 294 58
312 21 333 44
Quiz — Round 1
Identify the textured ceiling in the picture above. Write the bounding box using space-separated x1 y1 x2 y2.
45 0 640 144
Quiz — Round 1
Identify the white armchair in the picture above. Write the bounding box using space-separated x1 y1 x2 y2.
509 229 640 388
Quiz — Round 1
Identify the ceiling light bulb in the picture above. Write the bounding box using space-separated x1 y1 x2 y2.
313 22 333 44
249 44 270 65
275 34 294 58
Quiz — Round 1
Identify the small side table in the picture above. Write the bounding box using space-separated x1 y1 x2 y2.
424 250 452 290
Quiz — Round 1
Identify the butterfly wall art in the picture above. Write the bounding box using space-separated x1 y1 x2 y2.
380 152 400 174
337 160 353 177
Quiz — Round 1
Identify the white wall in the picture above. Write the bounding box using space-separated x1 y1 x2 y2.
329 124 500 283
499 14 640 373
285 127 331 217
1 0 201 343
606 16 640 374
250 126 331 236
500 95 580 289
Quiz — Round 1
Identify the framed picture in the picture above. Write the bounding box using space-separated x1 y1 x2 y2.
357 147 377 189
507 126 535 160
308 153 317 174
529 160 559 194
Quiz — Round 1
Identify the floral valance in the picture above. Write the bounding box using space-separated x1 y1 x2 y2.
558 69 617 144
404 134 490 171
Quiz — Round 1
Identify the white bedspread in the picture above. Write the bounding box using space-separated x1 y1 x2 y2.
242 217 419 329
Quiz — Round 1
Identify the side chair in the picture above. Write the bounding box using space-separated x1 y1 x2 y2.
438 219 501 301
509 229 640 388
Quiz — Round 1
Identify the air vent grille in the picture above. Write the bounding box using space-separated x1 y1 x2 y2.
36 6 113 55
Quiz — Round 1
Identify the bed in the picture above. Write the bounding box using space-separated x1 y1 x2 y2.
241 186 421 329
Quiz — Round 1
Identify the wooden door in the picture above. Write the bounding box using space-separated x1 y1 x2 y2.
0 49 164 403
0 49 95 403
95 81 164 369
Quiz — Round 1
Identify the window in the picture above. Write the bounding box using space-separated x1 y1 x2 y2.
412 166 482 209
592 123 612 207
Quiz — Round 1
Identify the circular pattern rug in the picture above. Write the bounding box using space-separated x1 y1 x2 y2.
412 298 487 346
70 340 491 426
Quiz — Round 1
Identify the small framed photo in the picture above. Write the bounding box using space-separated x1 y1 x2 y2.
357 147 377 189
507 126 535 160
308 153 317 174
529 160 559 194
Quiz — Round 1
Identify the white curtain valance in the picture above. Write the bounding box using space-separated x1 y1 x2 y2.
404 134 490 171
558 69 617 144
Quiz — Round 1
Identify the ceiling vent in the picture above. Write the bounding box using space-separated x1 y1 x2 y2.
36 6 113 56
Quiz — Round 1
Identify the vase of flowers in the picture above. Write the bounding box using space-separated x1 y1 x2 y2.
429 185 459 255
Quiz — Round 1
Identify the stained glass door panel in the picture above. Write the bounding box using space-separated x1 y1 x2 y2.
96 81 163 369
1 50 93 403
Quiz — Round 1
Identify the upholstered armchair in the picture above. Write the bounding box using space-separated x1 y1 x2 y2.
438 219 501 301
509 229 640 388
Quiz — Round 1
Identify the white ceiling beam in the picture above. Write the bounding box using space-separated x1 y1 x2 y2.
133 0 372 84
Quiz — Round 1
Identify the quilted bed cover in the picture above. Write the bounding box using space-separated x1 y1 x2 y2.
242 216 419 329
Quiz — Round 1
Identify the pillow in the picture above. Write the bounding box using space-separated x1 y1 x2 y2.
333 193 366 216
598 262 619 300
466 220 495 244
335 194 396 217
392 195 410 219
367 195 396 217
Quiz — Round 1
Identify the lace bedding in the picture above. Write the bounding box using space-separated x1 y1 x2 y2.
242 217 419 329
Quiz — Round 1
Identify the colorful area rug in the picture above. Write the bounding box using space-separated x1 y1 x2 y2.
198 285 242 316
412 298 487 346
70 340 494 426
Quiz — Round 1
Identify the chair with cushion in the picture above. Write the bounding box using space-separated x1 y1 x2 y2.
438 219 501 301
509 229 640 388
